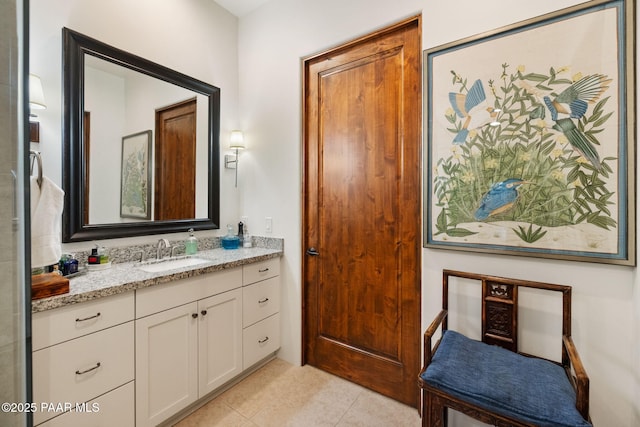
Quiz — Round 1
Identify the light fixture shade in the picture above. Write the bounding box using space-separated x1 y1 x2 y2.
29 74 47 110
229 130 245 149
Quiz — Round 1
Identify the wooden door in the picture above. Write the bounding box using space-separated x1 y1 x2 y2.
303 17 422 408
154 98 197 220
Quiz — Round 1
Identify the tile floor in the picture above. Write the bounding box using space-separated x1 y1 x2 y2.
173 358 422 427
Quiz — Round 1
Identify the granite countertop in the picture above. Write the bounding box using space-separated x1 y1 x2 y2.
32 246 283 313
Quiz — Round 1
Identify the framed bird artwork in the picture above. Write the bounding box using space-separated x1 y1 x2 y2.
424 0 636 265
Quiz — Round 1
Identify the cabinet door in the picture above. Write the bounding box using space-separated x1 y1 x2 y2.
135 303 198 427
198 288 243 396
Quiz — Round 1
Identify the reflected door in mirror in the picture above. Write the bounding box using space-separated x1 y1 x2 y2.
155 98 196 220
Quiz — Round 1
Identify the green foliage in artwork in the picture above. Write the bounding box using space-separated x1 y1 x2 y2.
122 149 148 212
433 65 617 241
512 224 547 243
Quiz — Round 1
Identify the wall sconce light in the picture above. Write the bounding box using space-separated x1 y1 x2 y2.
29 74 47 142
224 130 245 187
29 74 47 110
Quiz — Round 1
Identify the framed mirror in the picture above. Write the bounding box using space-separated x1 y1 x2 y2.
62 28 220 242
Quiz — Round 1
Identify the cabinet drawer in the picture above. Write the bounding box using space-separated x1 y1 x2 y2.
243 313 280 369
32 292 134 351
38 381 134 427
242 258 280 286
242 277 280 327
33 322 134 425
136 267 242 318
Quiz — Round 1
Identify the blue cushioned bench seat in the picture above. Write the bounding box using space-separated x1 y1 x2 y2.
421 330 591 427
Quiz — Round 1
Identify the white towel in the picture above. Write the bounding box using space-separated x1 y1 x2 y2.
31 176 64 268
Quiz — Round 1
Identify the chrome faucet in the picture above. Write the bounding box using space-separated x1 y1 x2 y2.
156 238 170 260
171 244 184 258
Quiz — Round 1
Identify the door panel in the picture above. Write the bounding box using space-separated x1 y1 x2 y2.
303 17 421 408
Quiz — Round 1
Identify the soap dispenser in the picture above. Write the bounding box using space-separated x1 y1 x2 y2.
185 228 198 255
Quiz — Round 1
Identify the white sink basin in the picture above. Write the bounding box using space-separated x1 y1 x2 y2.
136 256 210 273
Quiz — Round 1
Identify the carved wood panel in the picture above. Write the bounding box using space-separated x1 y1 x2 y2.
482 280 517 351
486 301 513 338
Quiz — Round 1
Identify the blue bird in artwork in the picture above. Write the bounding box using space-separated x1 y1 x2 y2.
449 79 498 144
543 74 611 121
553 118 601 169
474 178 529 221
530 74 611 169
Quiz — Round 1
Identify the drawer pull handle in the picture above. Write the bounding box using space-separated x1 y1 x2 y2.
258 268 270 273
75 312 101 322
258 336 269 344
75 362 101 375
258 298 269 304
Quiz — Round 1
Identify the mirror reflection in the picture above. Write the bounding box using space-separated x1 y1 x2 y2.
83 55 210 224
62 28 221 242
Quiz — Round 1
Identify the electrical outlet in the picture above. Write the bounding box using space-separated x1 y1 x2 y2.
265 217 273 234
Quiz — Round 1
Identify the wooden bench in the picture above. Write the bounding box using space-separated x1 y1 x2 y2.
418 270 591 427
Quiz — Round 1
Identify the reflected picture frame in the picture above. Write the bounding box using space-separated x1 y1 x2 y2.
120 130 152 219
424 0 635 265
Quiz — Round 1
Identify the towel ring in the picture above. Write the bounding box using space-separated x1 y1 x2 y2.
30 150 43 188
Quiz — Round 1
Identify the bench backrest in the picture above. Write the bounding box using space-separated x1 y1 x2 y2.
442 269 572 361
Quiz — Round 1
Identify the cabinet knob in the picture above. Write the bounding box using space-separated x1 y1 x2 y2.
201 310 208 316
192 313 198 319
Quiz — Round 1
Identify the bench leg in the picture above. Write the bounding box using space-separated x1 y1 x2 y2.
422 390 446 427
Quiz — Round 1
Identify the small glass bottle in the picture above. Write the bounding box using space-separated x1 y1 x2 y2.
221 224 240 249
60 253 79 276
238 222 244 245
185 228 198 255
67 256 79 275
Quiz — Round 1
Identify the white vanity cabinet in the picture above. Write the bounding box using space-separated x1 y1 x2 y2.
134 268 243 427
242 258 281 369
32 252 282 427
31 292 135 426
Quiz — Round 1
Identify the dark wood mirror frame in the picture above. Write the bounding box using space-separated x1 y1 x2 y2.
62 27 220 242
